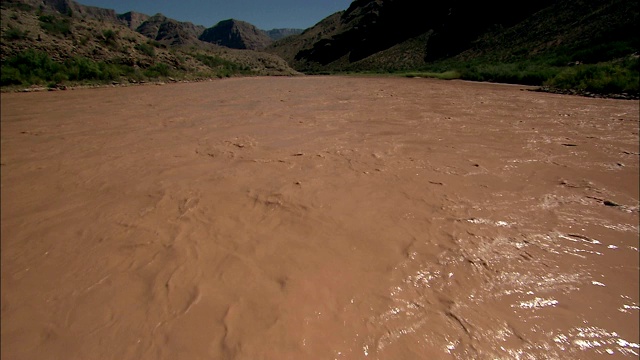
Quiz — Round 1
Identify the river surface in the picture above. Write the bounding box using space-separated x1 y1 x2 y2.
1 77 638 359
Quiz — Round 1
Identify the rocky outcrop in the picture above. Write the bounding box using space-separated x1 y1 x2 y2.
136 13 205 46
118 11 150 30
11 0 119 21
199 19 273 50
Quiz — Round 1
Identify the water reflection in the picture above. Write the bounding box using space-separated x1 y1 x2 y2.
553 326 639 356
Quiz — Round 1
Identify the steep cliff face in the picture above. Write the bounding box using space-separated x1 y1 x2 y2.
199 19 273 50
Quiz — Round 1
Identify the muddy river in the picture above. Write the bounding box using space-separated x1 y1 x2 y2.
1 77 638 359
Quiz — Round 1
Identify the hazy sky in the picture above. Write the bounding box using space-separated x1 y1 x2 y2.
75 0 353 30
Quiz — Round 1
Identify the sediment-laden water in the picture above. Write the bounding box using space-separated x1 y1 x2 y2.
2 77 638 359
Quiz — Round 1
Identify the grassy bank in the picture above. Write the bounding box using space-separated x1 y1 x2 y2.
0 49 257 89
391 55 639 98
304 44 639 98
3 50 637 98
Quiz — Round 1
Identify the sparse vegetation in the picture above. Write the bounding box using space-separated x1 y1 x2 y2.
1 50 63 85
143 63 171 78
401 70 461 80
409 50 640 97
5 2 33 12
134 43 155 57
148 40 166 49
1 50 139 86
192 53 253 77
327 42 635 97
0 49 260 87
333 54 639 98
102 29 118 46
38 14 71 36
544 57 639 95
64 57 122 82
3 27 30 41
79 36 90 46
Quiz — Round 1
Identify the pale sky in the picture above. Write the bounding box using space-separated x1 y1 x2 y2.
75 0 353 30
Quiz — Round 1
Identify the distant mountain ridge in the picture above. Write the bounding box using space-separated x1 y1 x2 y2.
199 19 272 50
4 0 302 50
264 28 303 41
198 20 303 50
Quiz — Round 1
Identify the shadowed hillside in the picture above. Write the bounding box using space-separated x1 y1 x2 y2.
267 0 558 70
266 0 638 97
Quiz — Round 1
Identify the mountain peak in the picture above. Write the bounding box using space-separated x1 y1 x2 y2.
199 19 273 50
117 11 150 30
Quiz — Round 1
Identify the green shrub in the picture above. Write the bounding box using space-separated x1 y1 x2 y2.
193 53 229 68
545 58 639 95
0 65 23 85
457 62 561 86
102 29 117 46
148 40 166 49
143 63 171 78
10 2 33 11
3 27 29 41
402 70 461 80
192 53 252 76
38 14 71 36
65 57 101 80
0 50 130 86
134 43 155 57
98 63 122 81
0 50 64 85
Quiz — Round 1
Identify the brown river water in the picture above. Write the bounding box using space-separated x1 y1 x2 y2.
1 77 638 359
